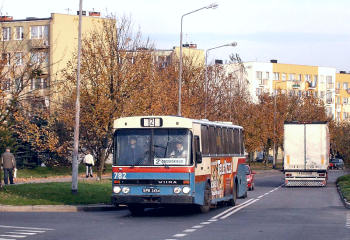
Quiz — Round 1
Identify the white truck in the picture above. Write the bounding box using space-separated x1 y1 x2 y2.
284 122 329 187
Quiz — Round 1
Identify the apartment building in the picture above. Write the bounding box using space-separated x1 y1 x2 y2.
225 60 339 120
335 72 350 121
0 12 106 111
153 43 205 68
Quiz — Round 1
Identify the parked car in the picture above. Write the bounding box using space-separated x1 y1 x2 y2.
244 164 256 191
329 158 344 170
255 152 273 163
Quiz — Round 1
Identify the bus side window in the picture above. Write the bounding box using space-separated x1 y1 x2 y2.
240 129 245 155
216 127 223 155
228 129 234 154
223 128 228 154
209 126 216 155
201 125 209 155
234 128 239 154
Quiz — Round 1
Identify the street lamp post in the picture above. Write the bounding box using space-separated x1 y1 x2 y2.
72 0 83 193
178 3 218 116
204 42 237 119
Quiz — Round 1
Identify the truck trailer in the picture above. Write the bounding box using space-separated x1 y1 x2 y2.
283 122 329 187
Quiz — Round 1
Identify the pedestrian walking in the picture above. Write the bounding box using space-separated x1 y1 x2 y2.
0 147 16 185
83 151 94 178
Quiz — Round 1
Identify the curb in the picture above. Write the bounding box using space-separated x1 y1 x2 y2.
0 204 126 212
336 184 350 209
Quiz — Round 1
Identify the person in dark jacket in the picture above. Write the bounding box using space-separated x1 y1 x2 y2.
1 147 16 185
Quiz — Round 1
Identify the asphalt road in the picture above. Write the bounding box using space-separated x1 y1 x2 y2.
0 170 349 240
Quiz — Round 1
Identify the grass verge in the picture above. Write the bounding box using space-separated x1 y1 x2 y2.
0 180 112 205
17 164 112 179
337 174 350 201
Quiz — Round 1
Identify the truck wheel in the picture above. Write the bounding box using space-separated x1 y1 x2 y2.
128 204 144 216
199 182 211 213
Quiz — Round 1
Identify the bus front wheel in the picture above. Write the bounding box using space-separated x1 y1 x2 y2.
199 182 211 213
128 204 144 216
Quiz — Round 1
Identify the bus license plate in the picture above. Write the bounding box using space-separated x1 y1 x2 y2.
142 188 160 193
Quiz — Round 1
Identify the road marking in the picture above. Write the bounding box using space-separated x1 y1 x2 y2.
0 225 54 231
191 225 203 229
346 212 350 229
0 238 15 240
6 232 36 235
211 198 255 220
0 235 27 238
208 219 218 222
220 199 259 219
172 233 187 237
15 230 45 233
183 229 197 233
200 222 211 225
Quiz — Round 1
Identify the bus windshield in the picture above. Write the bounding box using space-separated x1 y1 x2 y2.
114 128 191 166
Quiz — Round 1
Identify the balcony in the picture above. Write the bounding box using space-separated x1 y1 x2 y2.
292 83 300 89
30 39 49 49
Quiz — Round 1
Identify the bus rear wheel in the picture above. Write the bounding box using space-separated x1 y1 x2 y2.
227 182 237 206
199 182 211 213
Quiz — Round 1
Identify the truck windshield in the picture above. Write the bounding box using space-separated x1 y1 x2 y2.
114 128 191 166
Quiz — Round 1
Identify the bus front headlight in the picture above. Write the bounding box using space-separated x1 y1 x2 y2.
122 187 130 194
182 186 191 194
113 186 121 194
174 187 182 194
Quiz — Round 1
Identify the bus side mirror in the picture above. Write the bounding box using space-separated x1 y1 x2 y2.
194 135 202 164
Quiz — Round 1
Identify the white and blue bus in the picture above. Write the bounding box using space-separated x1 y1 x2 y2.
111 116 247 214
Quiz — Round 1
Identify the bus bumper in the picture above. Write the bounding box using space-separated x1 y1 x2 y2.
111 195 194 206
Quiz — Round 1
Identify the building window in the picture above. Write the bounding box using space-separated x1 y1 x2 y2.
15 26 24 40
282 73 286 81
273 72 279 81
15 78 23 91
344 112 349 119
256 88 262 96
320 75 324 83
343 82 348 90
337 82 341 89
2 53 10 66
320 91 325 98
30 25 48 39
265 72 269 79
305 74 311 81
15 52 23 65
344 97 348 104
31 52 48 64
256 71 262 80
326 76 333 89
2 27 11 41
289 73 295 81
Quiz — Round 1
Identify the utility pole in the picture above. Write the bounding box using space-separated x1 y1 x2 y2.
72 0 83 194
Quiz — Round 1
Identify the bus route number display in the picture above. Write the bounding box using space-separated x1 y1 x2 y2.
141 118 163 127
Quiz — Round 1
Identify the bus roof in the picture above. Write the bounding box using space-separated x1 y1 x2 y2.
113 116 243 130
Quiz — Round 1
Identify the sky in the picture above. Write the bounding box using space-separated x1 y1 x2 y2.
2 0 350 70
